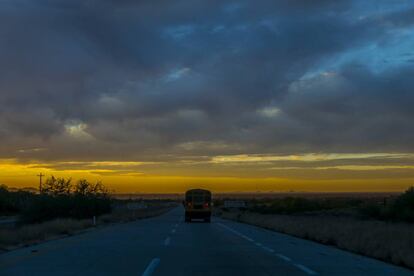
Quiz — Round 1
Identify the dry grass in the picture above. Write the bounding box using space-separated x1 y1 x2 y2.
99 205 174 224
0 219 92 248
0 205 175 251
220 211 414 269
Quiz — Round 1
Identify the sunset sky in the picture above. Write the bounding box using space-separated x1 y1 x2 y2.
1 0 414 193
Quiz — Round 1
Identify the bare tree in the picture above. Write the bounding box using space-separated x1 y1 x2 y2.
74 179 108 197
42 176 72 195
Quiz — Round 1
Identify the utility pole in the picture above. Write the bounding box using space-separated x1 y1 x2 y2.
37 173 44 193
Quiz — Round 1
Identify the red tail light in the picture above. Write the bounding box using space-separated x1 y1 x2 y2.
203 202 209 208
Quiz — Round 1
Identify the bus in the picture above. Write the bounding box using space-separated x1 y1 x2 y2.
184 189 212 223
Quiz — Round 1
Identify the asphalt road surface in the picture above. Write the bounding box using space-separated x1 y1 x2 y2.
0 207 412 276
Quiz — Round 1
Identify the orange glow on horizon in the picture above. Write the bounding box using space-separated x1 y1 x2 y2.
1 156 414 193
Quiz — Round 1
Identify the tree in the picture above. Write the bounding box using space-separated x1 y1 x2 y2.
42 176 72 195
74 179 108 196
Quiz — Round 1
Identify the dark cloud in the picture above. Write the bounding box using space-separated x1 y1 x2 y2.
275 64 414 153
0 0 413 162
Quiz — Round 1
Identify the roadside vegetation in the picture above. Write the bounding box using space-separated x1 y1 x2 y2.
216 187 414 269
0 179 176 251
0 218 93 248
358 187 414 222
248 197 364 216
0 184 36 216
224 187 414 223
0 204 173 249
23 177 111 223
1 177 111 223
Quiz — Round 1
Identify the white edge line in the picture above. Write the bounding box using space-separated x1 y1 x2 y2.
263 247 274 253
293 263 318 275
217 223 255 242
276 253 291 262
240 234 253 241
141 258 160 276
217 223 318 275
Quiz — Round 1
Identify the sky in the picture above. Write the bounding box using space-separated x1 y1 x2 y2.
1 0 414 193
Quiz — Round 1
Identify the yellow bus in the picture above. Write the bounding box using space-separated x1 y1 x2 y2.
184 189 212 223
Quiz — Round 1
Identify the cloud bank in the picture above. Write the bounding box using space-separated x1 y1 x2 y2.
1 0 413 168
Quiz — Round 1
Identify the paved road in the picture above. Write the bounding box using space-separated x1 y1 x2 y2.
0 207 412 276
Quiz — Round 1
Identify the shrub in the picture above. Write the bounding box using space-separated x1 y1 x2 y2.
389 187 414 222
358 187 414 222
